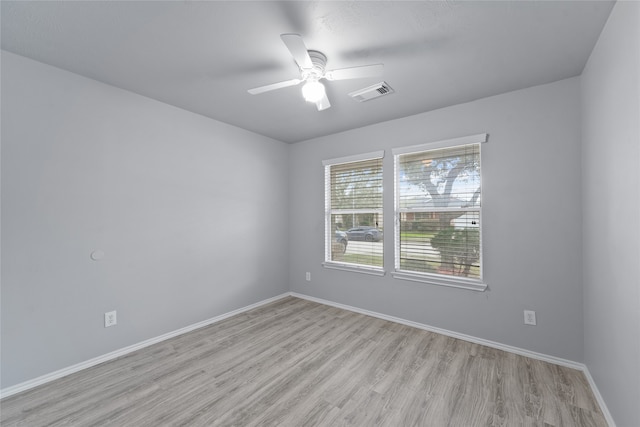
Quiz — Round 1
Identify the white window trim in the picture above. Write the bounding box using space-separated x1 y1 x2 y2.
391 271 487 291
393 133 488 291
391 133 487 156
322 262 386 276
323 150 386 275
322 150 385 166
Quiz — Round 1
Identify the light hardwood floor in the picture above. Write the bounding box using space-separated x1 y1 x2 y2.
1 297 607 426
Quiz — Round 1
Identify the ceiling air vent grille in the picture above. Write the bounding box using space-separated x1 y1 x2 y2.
349 82 394 102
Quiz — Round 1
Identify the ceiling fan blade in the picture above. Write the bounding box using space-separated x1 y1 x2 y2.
316 93 331 111
324 64 384 81
248 78 302 95
280 33 313 69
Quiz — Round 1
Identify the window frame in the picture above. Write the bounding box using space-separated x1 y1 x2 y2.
392 134 488 291
322 151 385 276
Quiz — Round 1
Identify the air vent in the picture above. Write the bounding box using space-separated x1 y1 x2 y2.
349 82 394 102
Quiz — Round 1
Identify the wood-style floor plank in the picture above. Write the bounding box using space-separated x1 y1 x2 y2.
1 297 607 426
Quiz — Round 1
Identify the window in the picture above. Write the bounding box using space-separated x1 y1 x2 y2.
393 134 487 291
323 151 384 275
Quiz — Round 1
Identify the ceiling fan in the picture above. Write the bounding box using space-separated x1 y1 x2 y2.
248 34 384 111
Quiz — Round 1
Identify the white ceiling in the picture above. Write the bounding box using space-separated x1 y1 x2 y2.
1 1 614 143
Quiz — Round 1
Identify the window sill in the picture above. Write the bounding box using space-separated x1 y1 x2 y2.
391 270 487 292
322 262 386 276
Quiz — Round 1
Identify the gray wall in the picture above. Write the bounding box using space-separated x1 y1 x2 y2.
581 1 640 425
290 77 585 362
1 51 289 388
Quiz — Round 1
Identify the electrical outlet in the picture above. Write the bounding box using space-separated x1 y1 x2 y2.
524 310 537 326
305 272 311 281
105 310 117 328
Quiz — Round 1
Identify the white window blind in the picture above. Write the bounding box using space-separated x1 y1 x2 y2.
324 152 384 273
393 134 486 287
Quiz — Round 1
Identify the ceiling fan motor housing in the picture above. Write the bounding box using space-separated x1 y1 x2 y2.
303 50 327 81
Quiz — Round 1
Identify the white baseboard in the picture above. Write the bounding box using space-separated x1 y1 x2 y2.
1 291 616 427
582 366 617 427
290 292 616 427
0 293 290 400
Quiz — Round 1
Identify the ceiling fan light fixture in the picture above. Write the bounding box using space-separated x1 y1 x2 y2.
302 80 325 103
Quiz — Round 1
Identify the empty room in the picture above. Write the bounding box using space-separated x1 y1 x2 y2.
1 1 638 426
